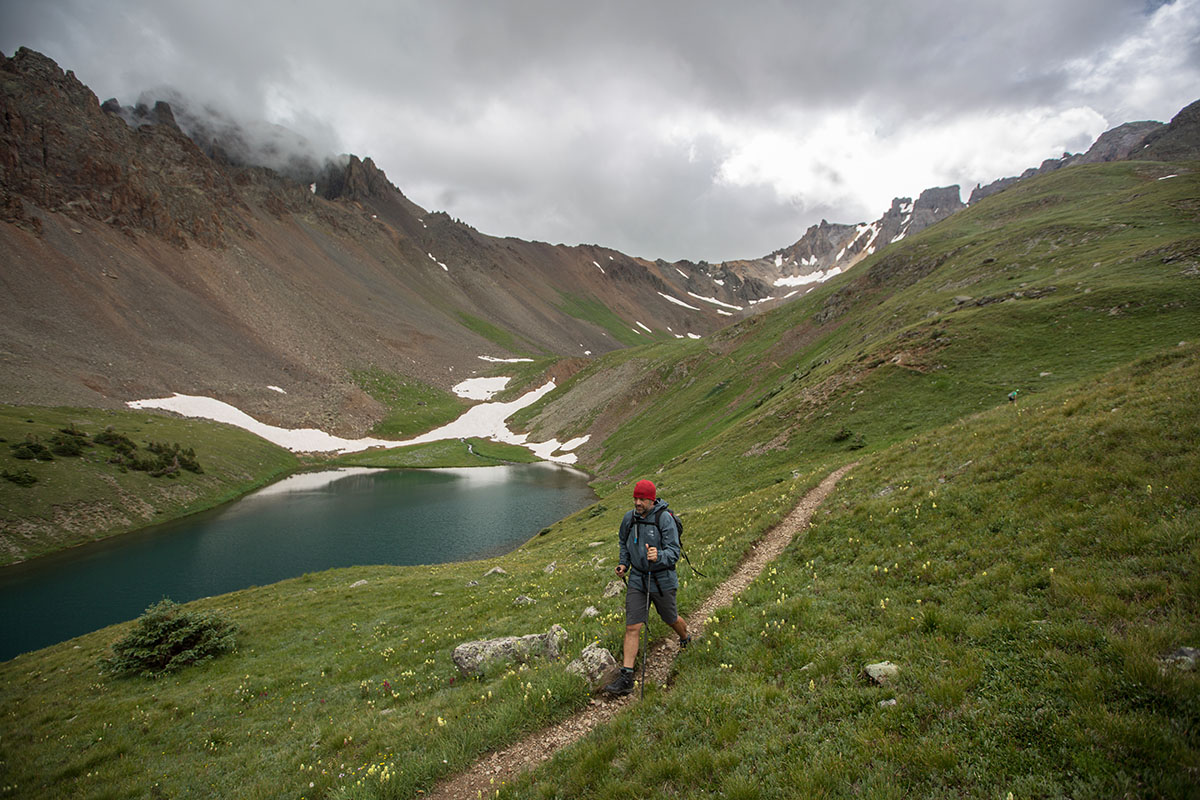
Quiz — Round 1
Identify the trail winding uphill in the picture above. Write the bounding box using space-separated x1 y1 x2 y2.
427 462 858 800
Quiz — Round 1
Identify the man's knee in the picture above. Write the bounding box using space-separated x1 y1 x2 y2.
625 623 643 634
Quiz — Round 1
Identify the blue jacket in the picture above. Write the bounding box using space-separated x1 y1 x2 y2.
619 500 681 593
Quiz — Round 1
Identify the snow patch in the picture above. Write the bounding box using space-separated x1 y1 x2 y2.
127 382 577 462
127 395 394 454
479 355 534 363
635 321 652 333
267 385 287 394
593 260 605 273
453 376 511 400
687 292 743 311
773 266 842 288
658 291 702 311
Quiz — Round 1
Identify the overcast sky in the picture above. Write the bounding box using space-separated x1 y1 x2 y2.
3 1 1198 262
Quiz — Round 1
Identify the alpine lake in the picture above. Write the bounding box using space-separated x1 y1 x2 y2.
0 463 597 660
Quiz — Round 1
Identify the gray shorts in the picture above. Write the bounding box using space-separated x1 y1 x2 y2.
625 585 679 626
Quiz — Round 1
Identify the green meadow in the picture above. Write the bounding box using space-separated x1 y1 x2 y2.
0 160 1197 798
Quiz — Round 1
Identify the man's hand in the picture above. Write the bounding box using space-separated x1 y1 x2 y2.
646 543 658 562
615 563 627 577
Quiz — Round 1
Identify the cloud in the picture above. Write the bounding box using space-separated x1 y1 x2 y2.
2 0 1197 262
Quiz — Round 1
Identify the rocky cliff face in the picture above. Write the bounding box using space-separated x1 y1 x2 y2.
1139 98 1200 161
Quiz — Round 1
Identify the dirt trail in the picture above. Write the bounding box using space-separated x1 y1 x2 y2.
427 463 857 800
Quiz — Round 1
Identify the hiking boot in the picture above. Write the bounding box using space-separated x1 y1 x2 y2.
603 668 635 696
679 633 694 649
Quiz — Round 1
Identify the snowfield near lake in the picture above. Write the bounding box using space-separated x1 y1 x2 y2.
127 381 589 463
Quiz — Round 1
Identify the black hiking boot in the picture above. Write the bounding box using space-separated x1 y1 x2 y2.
603 667 635 696
679 633 694 649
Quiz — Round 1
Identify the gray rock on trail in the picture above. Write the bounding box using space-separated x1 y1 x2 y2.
603 580 624 598
863 660 900 685
452 624 568 677
566 642 618 687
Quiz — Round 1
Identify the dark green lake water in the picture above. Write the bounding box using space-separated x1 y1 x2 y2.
0 464 596 661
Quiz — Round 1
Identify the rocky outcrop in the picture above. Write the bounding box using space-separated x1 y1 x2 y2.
909 186 964 230
451 625 568 677
318 154 399 201
1 47 243 247
1137 98 1200 162
1075 120 1163 164
770 220 860 277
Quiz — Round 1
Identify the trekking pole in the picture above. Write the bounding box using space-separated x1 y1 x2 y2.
641 577 650 701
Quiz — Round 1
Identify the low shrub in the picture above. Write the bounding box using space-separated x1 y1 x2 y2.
2 468 37 487
10 435 53 461
99 599 239 678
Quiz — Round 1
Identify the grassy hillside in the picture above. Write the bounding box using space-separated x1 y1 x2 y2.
520 343 1199 800
521 160 1200 503
0 406 299 565
0 160 1197 799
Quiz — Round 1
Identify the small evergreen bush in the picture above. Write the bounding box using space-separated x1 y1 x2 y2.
2 468 37 487
99 599 238 678
10 435 53 461
94 427 136 454
49 431 89 456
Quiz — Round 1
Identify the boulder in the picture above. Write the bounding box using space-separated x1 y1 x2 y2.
603 580 624 598
566 642 618 687
863 660 900 685
452 625 568 677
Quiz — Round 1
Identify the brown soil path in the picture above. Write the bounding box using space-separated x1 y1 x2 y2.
426 463 857 799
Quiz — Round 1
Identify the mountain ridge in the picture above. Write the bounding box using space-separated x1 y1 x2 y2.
0 48 757 435
3 46 1197 441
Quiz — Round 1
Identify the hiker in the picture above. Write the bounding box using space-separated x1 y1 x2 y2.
603 479 691 696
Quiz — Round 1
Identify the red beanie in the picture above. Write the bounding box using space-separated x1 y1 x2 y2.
633 479 656 500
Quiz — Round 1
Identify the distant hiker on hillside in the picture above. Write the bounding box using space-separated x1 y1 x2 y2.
1008 390 1019 404
603 479 692 696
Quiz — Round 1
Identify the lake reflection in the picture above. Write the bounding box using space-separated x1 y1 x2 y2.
0 464 595 660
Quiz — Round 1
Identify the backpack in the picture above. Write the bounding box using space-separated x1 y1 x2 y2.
647 505 706 578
